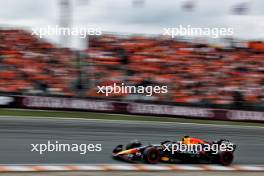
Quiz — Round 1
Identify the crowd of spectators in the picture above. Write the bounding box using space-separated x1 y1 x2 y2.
86 35 264 108
0 29 264 108
0 29 77 96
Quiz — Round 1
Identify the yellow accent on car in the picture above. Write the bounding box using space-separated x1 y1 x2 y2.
161 157 169 161
118 148 138 155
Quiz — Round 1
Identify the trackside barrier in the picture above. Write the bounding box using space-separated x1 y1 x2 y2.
0 95 264 122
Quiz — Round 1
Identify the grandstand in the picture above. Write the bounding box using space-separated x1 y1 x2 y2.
0 29 76 96
87 35 264 109
0 29 264 109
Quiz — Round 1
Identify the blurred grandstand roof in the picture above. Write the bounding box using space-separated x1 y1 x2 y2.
0 0 264 48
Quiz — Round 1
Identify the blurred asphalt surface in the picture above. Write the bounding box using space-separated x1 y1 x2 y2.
0 116 263 164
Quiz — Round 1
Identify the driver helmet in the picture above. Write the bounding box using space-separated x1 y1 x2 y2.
182 135 190 144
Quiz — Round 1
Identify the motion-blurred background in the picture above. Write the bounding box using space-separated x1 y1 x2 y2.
0 0 264 110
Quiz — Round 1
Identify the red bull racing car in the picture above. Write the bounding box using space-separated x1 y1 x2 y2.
112 136 236 166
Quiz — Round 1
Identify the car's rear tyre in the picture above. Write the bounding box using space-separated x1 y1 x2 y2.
143 147 160 164
218 151 234 166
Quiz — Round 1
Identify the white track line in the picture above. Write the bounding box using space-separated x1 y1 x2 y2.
0 115 264 129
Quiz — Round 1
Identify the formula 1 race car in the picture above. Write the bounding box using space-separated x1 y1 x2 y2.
112 137 237 166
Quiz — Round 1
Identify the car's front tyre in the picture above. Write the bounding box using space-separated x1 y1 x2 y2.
143 147 160 164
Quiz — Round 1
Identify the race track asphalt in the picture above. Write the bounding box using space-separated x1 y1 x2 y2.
0 116 263 164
